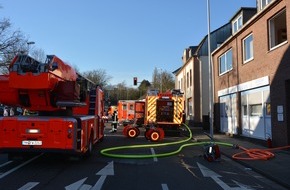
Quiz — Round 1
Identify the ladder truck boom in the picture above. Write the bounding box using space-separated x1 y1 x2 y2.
0 54 105 156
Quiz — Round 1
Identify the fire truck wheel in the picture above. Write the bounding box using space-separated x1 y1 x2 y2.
157 128 165 140
123 126 130 137
145 129 153 140
150 130 161 142
127 127 138 138
136 127 140 136
86 135 94 156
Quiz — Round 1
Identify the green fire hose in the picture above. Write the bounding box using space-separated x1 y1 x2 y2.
100 124 234 159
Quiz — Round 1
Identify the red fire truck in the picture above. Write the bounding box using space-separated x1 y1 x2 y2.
0 54 105 157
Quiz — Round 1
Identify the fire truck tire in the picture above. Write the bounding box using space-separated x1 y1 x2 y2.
136 127 140 136
127 127 139 138
123 126 130 137
99 135 104 142
150 129 161 142
145 128 153 140
86 134 94 156
157 128 165 140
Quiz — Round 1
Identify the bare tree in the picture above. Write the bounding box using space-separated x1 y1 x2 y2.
30 48 46 62
82 69 112 87
152 68 175 92
161 71 175 92
0 18 28 74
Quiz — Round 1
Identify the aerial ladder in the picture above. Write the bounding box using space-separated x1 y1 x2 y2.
0 54 105 157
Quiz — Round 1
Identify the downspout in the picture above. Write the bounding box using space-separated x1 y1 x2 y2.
197 56 203 124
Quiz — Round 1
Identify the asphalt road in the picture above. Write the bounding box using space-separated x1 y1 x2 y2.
0 123 287 190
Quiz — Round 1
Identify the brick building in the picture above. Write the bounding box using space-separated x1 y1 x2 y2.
212 0 289 146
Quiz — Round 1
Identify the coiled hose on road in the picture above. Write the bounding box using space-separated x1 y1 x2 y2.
100 124 290 160
232 145 290 160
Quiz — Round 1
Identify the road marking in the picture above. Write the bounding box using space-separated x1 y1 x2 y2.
197 162 254 190
161 183 169 190
18 182 39 190
0 154 42 180
150 148 158 162
65 178 88 190
65 161 115 190
0 160 13 168
91 175 106 190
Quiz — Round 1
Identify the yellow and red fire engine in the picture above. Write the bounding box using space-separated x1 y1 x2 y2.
123 89 184 141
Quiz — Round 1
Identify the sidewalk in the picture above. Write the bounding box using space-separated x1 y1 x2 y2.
189 126 290 189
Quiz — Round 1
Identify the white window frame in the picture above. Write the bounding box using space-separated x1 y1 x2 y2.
260 0 272 10
268 9 287 50
232 15 243 34
243 34 254 63
219 49 233 75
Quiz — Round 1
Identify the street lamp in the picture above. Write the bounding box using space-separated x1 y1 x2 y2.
27 41 35 54
207 0 214 138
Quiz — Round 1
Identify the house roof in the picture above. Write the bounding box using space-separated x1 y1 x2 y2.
230 7 257 22
172 67 181 75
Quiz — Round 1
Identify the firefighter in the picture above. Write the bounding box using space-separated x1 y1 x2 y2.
9 107 14 116
3 107 9 116
110 110 118 133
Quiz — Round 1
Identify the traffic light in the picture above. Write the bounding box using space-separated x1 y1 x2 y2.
133 77 137 85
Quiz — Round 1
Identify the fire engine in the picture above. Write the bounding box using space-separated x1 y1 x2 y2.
0 54 105 157
117 100 145 126
123 89 184 141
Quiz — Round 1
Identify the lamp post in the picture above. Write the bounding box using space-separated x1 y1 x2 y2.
207 0 213 138
27 41 35 54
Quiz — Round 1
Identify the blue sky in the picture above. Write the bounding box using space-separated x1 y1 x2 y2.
0 0 256 86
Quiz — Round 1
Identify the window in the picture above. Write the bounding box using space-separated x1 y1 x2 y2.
232 15 243 33
188 98 192 116
130 105 134 110
186 72 189 88
269 9 287 50
250 104 262 116
190 69 192 86
243 105 248 116
219 49 233 75
243 34 254 63
260 0 272 10
181 78 183 90
266 103 271 115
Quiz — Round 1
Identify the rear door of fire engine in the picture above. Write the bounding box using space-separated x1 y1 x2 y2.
156 99 174 122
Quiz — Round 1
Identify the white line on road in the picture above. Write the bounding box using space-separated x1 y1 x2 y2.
0 154 42 180
150 148 158 162
161 183 169 190
0 160 13 168
18 182 39 190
